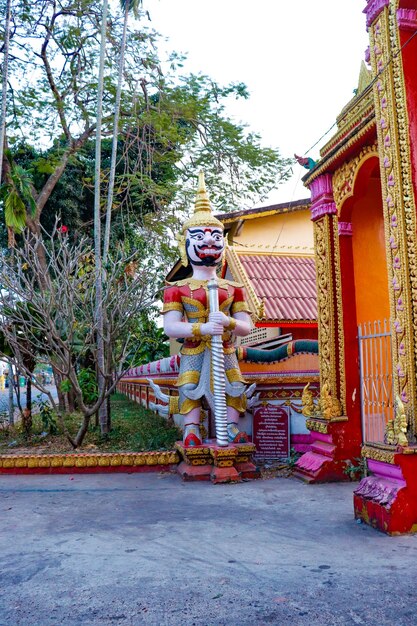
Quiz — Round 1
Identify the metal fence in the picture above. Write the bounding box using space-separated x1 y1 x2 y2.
358 319 394 444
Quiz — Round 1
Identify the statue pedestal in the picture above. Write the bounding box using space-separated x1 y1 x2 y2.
354 445 417 535
175 440 259 483
293 417 359 483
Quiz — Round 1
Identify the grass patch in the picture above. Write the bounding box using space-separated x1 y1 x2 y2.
0 393 182 455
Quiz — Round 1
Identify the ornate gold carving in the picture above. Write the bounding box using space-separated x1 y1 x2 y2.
168 277 242 290
0 451 180 470
385 395 409 446
369 5 417 432
361 444 395 465
332 143 378 211
301 383 317 417
318 383 342 419
176 233 188 267
332 213 346 412
305 418 328 434
161 302 183 314
314 216 338 400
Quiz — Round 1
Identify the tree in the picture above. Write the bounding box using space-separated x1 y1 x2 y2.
0 226 160 447
93 0 109 434
3 0 291 246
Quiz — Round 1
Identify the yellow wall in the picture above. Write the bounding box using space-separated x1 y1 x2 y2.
231 209 314 255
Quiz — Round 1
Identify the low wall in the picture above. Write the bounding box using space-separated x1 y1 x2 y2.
118 349 320 455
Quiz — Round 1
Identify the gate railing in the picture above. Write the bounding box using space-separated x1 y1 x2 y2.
358 319 394 444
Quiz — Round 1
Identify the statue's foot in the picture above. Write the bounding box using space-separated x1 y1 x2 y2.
183 424 202 447
227 422 249 444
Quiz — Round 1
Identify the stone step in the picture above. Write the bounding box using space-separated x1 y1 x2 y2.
311 440 336 458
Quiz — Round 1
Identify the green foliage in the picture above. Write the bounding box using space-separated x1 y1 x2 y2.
60 379 72 394
37 396 58 435
343 457 366 481
2 0 292 250
0 393 181 453
78 368 98 405
1 154 36 233
128 310 169 367
286 447 301 468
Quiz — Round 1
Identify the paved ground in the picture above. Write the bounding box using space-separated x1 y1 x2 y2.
1 472 416 626
0 385 58 424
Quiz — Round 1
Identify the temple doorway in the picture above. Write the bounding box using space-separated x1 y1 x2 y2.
340 156 393 444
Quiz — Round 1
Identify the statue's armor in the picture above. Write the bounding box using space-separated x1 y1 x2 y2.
162 277 251 415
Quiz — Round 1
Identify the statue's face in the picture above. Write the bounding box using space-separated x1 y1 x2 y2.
185 226 225 267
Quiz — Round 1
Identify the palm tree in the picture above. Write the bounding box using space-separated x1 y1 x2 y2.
103 0 142 264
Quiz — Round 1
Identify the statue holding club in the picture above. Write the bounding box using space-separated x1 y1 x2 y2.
155 171 256 447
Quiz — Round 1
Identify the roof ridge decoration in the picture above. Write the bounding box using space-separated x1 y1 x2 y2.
225 246 265 321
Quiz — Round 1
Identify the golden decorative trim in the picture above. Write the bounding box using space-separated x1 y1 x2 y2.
332 143 378 211
161 302 183 314
169 395 179 415
226 317 237 331
361 444 395 465
0 451 180 470
226 368 246 384
176 371 200 386
369 6 417 431
231 301 252 315
249 375 320 384
304 116 376 186
305 418 328 434
219 295 234 312
301 383 317 417
314 216 338 400
191 322 202 338
219 204 311 225
321 88 375 158
332 214 346 413
167 278 242 290
385 395 409 446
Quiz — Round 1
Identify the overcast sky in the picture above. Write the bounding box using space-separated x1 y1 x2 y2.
146 0 370 207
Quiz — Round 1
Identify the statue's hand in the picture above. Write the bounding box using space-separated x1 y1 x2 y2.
201 321 224 336
209 311 229 326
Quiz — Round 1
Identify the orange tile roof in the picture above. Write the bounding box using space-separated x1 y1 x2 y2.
237 254 317 322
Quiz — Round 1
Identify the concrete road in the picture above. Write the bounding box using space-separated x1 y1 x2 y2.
0 385 58 423
0 473 416 626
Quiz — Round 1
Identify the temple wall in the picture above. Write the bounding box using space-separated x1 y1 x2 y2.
118 353 319 454
231 209 314 254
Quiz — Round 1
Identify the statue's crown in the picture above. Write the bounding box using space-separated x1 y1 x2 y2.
182 171 224 233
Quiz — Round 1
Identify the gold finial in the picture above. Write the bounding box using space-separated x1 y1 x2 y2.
182 170 224 234
194 170 212 213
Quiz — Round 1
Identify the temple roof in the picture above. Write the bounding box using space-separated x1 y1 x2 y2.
238 254 317 323
225 245 317 325
217 198 311 224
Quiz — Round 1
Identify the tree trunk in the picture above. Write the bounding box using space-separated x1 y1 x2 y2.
0 0 11 188
2 0 13 427
103 0 130 264
7 359 14 426
94 0 110 435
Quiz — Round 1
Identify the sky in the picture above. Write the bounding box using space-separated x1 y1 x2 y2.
146 0 370 208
